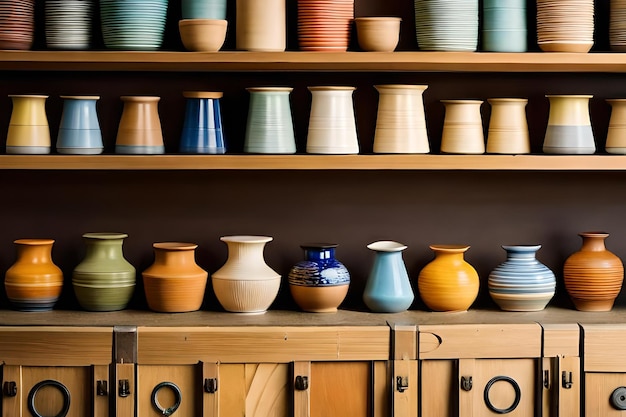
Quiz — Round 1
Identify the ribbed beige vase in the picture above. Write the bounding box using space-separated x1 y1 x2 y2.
212 235 281 314
605 99 626 154
440 100 485 154
373 84 429 153
236 0 285 51
486 98 530 154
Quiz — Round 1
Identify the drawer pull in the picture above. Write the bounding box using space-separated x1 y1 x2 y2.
97 380 108 396
396 376 409 393
119 379 131 397
483 376 521 414
295 375 308 391
611 386 626 410
28 379 71 417
460 376 472 391
204 378 218 394
151 381 182 416
561 371 573 389
3 381 17 397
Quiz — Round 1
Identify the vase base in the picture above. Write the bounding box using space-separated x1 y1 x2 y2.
572 298 615 312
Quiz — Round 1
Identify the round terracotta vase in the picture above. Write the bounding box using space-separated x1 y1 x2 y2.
5 239 63 311
563 232 624 312
72 232 136 311
142 242 208 313
417 244 480 312
211 235 281 314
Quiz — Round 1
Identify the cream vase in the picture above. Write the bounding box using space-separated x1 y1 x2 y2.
606 99 626 154
306 86 359 154
486 98 530 154
440 99 485 154
212 235 281 314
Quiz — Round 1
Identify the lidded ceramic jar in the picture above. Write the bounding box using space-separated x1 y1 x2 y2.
563 232 624 311
5 239 63 311
488 245 556 311
417 244 479 311
288 243 350 313
72 232 136 311
142 242 208 313
363 241 414 313
211 235 281 314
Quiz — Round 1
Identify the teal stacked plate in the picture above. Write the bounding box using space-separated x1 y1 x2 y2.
100 0 168 50
414 0 478 51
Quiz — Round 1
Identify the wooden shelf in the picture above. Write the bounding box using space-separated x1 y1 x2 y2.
2 154 626 170
3 51 626 72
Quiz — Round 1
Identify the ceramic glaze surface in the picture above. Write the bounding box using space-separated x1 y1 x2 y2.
182 0 226 19
482 2 527 52
488 245 556 311
605 98 626 154
543 95 595 154
306 86 359 154
363 241 414 313
563 232 624 311
180 91 226 154
355 17 402 52
5 239 63 311
440 100 485 154
6 95 50 153
244 87 296 154
45 0 93 50
418 244 479 311
115 96 164 154
212 235 281 313
72 232 136 311
100 0 168 50
236 0 285 51
57 96 103 154
486 98 530 154
142 242 208 313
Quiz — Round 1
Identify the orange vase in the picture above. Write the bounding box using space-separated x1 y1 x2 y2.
4 239 64 311
563 232 624 311
142 242 208 313
417 244 480 311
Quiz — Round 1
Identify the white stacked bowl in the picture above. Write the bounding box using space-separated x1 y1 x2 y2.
414 0 478 51
45 0 94 50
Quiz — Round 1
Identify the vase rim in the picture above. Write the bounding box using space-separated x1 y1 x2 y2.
374 84 428 91
429 244 470 252
367 240 407 252
82 232 129 240
300 243 338 249
579 231 609 237
246 87 293 93
487 98 528 103
183 91 223 99
60 95 100 100
355 16 402 22
502 244 541 251
220 235 273 243
13 238 54 245
545 94 593 99
441 99 483 104
120 96 161 102
308 86 356 91
8 94 48 99
153 242 198 250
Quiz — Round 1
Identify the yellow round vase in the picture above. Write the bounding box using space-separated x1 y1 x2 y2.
417 244 479 311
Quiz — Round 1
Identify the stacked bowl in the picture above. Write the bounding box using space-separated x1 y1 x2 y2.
100 0 169 50
297 0 354 51
536 0 594 52
482 0 527 52
45 0 94 50
0 0 34 50
414 0 478 51
610 0 626 51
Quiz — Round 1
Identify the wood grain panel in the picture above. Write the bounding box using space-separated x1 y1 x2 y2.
22 367 91 417
420 360 456 417
137 327 389 363
0 327 112 366
137 365 198 417
585 373 626 417
310 362 370 417
541 323 580 358
582 324 626 371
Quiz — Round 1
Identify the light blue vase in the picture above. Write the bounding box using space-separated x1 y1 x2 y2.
244 87 296 154
182 0 227 19
482 0 527 52
363 241 414 313
56 95 103 154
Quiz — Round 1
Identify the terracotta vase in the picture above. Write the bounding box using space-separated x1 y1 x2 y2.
440 100 485 154
605 99 626 154
288 243 350 313
563 232 624 312
5 239 63 311
373 85 430 154
236 0 285 51
543 95 595 154
142 242 208 313
486 98 530 154
6 94 51 154
72 232 136 311
211 235 281 314
417 244 480 311
115 96 164 154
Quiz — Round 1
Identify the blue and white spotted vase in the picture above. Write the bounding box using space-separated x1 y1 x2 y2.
288 243 350 312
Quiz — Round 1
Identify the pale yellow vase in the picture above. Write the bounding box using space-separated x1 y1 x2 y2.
486 98 530 154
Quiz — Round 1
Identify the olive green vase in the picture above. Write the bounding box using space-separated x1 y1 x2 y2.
72 232 136 311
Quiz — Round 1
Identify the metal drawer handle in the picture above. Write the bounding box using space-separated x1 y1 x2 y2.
28 379 71 417
611 386 626 410
483 375 521 414
151 381 182 416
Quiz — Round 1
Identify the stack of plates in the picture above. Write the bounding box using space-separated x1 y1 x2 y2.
536 0 594 52
610 0 626 51
0 0 34 50
298 0 354 51
46 0 94 50
100 0 168 50
414 0 478 51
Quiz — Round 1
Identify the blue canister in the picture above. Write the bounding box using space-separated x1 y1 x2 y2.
56 95 103 154
182 0 227 19
482 0 527 52
180 91 226 154
363 241 414 313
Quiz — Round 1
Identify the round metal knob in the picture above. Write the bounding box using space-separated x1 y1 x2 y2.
611 387 626 410
27 380 71 417
483 376 521 414
151 382 182 416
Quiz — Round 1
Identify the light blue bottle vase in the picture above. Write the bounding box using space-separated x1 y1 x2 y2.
363 241 414 313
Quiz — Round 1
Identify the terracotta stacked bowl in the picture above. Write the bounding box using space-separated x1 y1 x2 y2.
297 0 354 51
610 0 626 51
536 0 594 52
0 0 34 50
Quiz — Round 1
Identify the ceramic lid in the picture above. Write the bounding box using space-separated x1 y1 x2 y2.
300 243 338 249
183 91 223 99
367 240 407 252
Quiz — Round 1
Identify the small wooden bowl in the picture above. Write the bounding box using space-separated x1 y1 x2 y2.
179 19 228 52
355 17 401 52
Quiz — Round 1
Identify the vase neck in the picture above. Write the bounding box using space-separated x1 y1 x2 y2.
580 234 608 252
304 247 335 261
503 245 540 261
154 247 196 266
84 239 125 260
227 241 267 263
16 243 53 263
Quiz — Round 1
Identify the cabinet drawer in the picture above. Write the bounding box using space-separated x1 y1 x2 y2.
582 324 626 371
585 373 626 416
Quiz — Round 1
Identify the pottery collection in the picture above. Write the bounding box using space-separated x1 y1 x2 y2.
100 0 168 50
0 0 34 50
536 0 594 53
414 0 479 51
45 0 94 50
297 0 354 51
288 243 350 312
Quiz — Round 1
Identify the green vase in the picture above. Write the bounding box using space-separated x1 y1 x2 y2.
72 232 136 311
